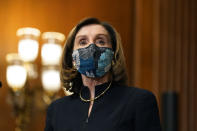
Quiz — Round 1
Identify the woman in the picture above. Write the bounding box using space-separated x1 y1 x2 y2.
44 18 161 131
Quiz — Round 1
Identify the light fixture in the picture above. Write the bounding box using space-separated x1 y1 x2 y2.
6 53 29 131
41 32 65 66
6 28 66 131
17 27 40 62
6 53 27 91
41 66 61 92
41 32 65 104
41 66 61 105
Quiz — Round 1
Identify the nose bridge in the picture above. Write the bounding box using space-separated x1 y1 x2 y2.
87 35 96 43
89 39 94 44
88 43 97 53
89 43 96 48
89 42 95 45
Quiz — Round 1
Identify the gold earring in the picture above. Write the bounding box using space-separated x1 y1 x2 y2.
73 63 77 70
68 82 73 91
112 60 115 66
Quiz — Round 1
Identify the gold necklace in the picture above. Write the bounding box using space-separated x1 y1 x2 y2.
79 82 112 102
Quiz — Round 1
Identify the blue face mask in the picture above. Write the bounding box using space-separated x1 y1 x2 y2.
72 44 114 78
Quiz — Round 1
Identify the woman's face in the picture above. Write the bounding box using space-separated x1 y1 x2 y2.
73 24 112 50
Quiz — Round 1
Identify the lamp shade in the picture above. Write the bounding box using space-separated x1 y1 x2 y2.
17 27 40 62
6 65 27 89
6 54 27 90
41 68 61 92
41 32 65 66
41 43 62 65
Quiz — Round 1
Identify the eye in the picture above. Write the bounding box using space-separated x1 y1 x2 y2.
79 39 88 46
95 38 106 45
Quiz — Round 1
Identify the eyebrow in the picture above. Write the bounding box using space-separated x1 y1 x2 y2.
75 34 110 40
96 34 110 39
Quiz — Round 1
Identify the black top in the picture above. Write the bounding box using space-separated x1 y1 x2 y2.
44 82 161 131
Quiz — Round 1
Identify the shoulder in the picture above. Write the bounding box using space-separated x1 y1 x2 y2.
112 84 158 107
121 87 161 130
129 86 157 101
114 84 156 100
120 86 159 114
47 94 77 111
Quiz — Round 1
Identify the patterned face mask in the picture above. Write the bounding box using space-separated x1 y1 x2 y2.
72 44 114 78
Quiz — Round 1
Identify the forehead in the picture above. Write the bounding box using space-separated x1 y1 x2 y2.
76 24 109 37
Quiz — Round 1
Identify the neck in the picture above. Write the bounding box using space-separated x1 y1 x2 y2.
81 73 111 99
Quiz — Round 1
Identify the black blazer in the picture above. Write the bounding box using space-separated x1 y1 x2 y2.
45 82 161 131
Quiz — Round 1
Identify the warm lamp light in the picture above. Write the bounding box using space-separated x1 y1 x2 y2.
5 28 64 131
18 39 39 62
41 67 61 92
41 43 62 65
41 32 65 66
6 53 27 91
17 27 40 62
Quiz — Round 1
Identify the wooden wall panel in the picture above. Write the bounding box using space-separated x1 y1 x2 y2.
134 0 197 130
134 0 161 98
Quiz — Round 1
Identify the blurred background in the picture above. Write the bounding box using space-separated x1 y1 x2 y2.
0 0 196 131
